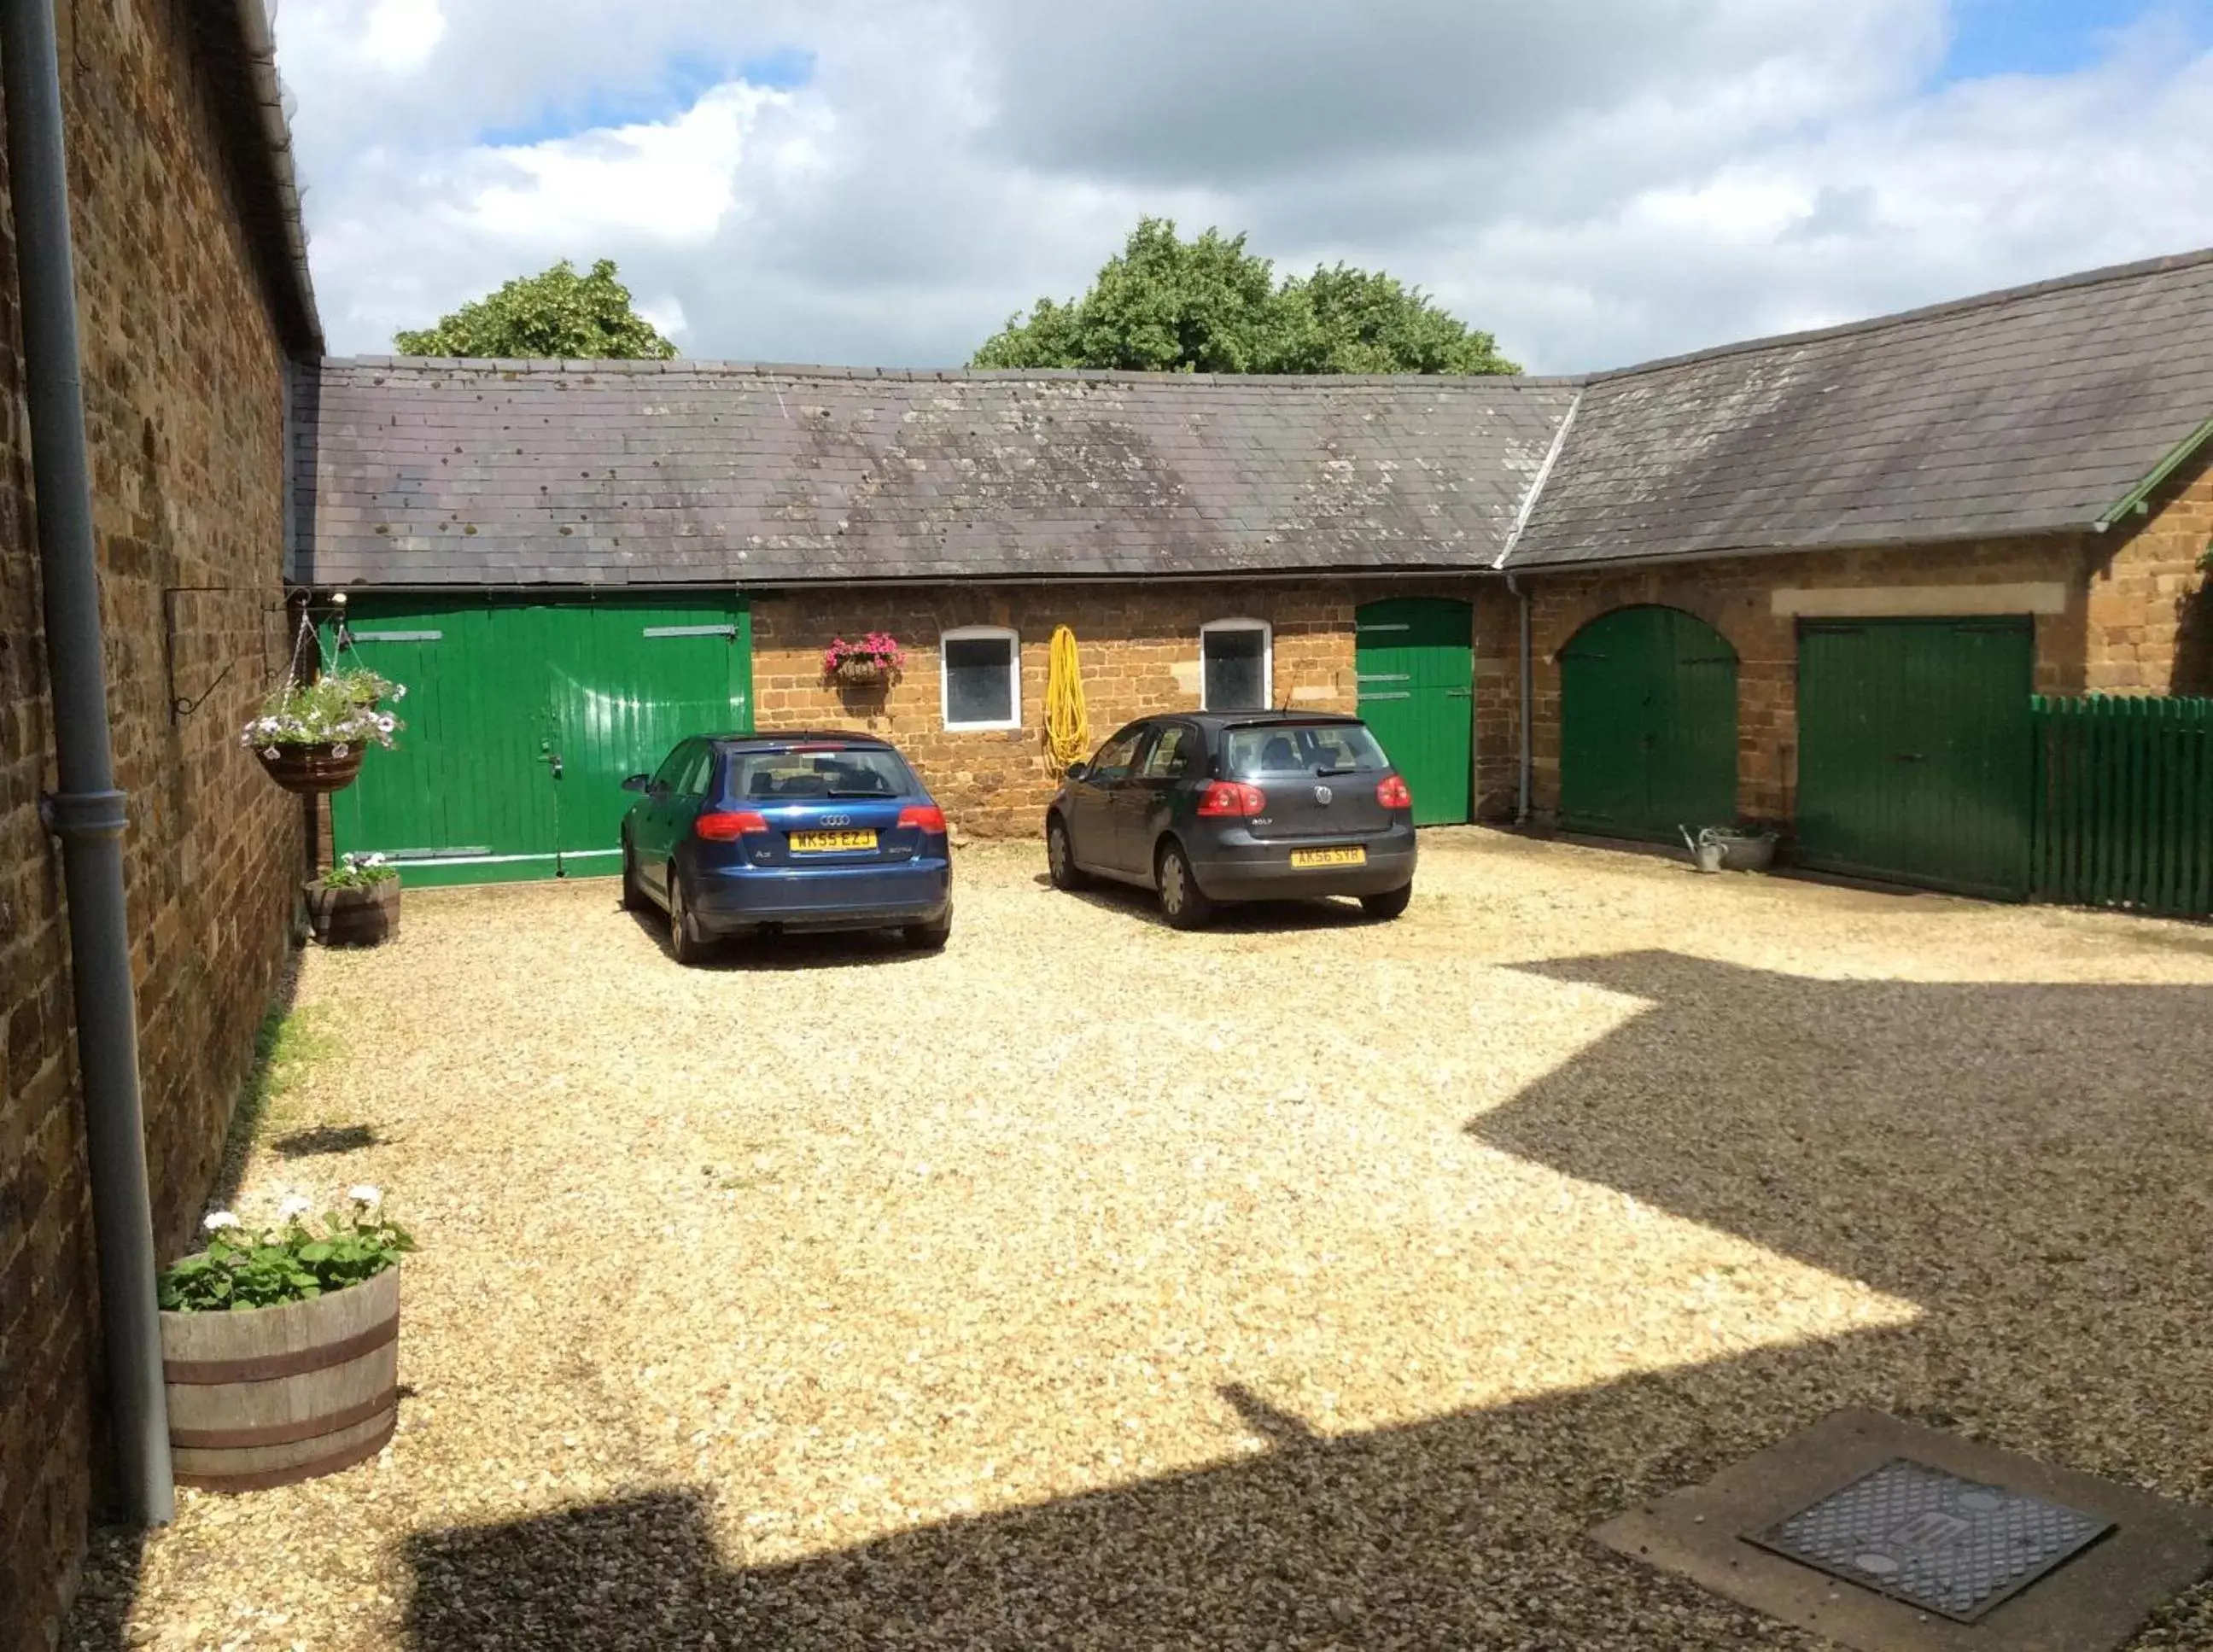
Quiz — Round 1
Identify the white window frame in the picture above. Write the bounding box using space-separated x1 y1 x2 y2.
1200 618 1273 711
939 625 1023 732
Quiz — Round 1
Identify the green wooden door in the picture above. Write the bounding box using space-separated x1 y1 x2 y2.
1559 606 1738 841
327 594 750 887
1355 598 1473 826
1796 617 2033 899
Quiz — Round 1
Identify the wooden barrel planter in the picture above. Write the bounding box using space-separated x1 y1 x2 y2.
306 877 400 946
161 1265 400 1491
255 742 365 795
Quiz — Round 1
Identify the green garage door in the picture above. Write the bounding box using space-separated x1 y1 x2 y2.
1796 617 2033 899
1355 598 1473 826
1560 605 1738 841
325 594 751 887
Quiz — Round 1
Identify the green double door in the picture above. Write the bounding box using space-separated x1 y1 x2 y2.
1560 606 1738 841
1796 617 2033 899
325 594 751 886
1355 598 1473 826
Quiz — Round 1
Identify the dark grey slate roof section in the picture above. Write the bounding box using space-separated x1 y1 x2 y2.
1509 248 2213 569
292 362 1579 587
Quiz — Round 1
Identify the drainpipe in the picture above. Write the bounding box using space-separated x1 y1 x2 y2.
3 0 173 1522
1505 573 1533 825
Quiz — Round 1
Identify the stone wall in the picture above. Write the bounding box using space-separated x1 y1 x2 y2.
1500 537 2095 826
0 3 297 1645
2087 444 2213 695
750 578 1491 837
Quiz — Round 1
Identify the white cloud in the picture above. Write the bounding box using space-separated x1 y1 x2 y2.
273 1 2213 370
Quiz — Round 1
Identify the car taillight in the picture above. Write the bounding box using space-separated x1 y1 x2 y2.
1375 774 1413 810
695 809 768 841
898 803 947 832
1197 780 1269 818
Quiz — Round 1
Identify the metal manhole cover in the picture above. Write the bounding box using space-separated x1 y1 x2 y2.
1748 1458 2113 1622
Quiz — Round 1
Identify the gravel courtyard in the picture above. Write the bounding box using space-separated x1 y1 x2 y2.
68 829 2213 1650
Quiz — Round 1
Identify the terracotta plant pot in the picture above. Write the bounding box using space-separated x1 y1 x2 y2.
255 742 365 795
306 877 400 946
161 1265 400 1491
834 657 890 685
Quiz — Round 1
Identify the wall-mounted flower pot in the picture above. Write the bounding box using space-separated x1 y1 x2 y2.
834 657 890 685
256 742 365 795
161 1264 400 1491
305 878 400 946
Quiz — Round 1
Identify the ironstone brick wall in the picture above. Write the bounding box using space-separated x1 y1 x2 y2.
0 3 296 1644
750 578 1496 838
2086 446 2213 696
1498 537 2101 828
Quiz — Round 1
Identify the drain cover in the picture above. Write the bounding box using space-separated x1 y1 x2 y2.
1749 1458 2113 1622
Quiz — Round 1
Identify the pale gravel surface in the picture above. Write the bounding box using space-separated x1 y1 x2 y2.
64 829 2213 1650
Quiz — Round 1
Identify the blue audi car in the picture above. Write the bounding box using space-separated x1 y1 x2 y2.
619 732 952 964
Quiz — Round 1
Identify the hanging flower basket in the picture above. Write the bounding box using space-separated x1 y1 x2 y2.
257 742 366 795
822 633 905 686
242 667 406 797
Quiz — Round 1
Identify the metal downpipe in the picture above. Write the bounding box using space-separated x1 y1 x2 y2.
1507 573 1533 825
2 0 173 1521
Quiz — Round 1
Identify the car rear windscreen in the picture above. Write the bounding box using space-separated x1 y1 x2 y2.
729 748 914 800
1222 724 1389 776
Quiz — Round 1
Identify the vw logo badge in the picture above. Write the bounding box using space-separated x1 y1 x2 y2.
820 813 851 827
1313 785 1333 806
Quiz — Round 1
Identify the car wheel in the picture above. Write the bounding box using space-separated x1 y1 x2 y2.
904 908 953 950
1155 842 1215 931
666 862 710 966
1046 814 1086 890
620 838 646 912
1360 882 1414 920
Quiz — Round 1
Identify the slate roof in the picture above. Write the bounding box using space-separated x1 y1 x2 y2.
1509 248 2213 569
291 363 1578 587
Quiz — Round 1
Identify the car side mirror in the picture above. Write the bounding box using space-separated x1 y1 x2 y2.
620 773 650 793
1064 762 1089 783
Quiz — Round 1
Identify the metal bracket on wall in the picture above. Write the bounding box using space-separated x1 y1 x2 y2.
163 586 285 724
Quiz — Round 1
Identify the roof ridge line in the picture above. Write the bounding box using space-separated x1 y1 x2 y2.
318 355 1591 389
1591 243 2213 383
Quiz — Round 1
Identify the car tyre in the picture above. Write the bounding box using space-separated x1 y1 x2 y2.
620 838 647 912
1360 882 1414 920
1155 842 1216 931
904 908 953 950
666 861 711 966
1046 814 1087 891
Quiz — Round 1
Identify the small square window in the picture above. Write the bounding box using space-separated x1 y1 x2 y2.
1201 621 1271 711
942 629 1020 730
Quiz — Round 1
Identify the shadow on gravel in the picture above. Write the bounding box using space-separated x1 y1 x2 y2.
271 1122 382 1158
623 909 940 972
1031 873 1381 934
385 952 2213 1650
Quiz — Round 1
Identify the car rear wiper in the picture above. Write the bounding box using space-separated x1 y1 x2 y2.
1315 764 1367 777
826 787 890 797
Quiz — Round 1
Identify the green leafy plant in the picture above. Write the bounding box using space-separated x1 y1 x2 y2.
241 668 405 756
394 258 678 359
320 852 399 890
972 217 1519 376
160 1189 414 1313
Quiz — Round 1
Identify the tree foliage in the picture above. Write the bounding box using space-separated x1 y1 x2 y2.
394 258 677 359
971 219 1518 376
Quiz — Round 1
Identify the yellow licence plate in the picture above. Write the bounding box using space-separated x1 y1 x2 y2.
1290 845 1368 868
790 829 878 853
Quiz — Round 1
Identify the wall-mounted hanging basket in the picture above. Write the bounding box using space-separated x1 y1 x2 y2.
255 743 366 795
835 657 889 685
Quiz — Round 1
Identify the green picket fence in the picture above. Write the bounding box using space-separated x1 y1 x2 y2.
2032 695 2213 918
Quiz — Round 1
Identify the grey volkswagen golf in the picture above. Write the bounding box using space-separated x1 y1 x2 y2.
1044 712 1417 929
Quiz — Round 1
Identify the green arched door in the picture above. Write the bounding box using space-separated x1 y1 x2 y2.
1356 598 1473 826
1560 605 1738 841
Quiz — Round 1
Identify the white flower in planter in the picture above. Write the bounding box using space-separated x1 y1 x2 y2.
348 1185 383 1207
202 1211 242 1232
331 743 351 759
262 747 282 761
276 1195 312 1221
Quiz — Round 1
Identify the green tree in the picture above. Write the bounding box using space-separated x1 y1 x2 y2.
972 219 1517 376
394 258 677 359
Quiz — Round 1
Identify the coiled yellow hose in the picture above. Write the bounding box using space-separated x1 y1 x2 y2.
1044 625 1089 773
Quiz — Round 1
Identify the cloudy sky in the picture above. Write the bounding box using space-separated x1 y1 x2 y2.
277 0 2213 373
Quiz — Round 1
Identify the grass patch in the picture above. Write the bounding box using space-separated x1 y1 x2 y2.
207 995 342 1208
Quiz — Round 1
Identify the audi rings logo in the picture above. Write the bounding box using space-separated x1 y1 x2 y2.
1313 785 1334 806
819 813 852 827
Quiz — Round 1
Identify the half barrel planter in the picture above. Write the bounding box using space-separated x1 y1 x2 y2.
161 1264 400 1491
306 877 400 946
